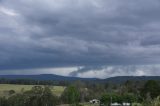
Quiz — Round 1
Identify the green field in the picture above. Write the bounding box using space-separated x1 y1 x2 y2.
0 84 65 97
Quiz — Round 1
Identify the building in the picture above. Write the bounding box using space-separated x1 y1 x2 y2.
122 103 131 106
89 99 100 104
111 102 121 106
110 102 131 106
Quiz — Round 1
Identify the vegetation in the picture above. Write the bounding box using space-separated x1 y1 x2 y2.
0 78 69 86
141 80 160 99
61 85 80 105
101 93 137 105
0 79 160 106
0 84 65 97
0 86 59 106
151 96 160 106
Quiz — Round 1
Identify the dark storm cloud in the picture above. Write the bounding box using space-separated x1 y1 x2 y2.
0 0 160 76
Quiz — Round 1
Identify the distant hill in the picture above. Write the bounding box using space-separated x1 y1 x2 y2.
0 74 98 81
103 76 160 83
0 74 160 83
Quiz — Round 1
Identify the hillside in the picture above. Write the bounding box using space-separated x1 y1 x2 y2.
0 74 160 83
0 74 98 81
103 76 160 83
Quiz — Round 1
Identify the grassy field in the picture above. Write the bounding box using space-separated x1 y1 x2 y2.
0 84 65 97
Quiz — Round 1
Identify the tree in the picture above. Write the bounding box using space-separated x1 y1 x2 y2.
101 93 137 105
9 90 15 95
100 93 121 105
40 86 59 106
7 86 59 106
141 80 160 99
122 93 137 103
61 85 80 105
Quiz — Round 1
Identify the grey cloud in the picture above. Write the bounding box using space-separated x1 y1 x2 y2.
70 66 103 76
70 65 160 78
0 0 160 76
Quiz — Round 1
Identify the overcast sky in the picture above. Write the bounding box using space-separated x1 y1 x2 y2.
0 0 160 78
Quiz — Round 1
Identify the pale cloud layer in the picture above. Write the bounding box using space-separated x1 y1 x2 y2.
70 65 160 78
0 0 160 78
1 65 160 79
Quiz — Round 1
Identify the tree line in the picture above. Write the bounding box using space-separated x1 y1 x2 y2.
0 78 69 86
0 80 160 106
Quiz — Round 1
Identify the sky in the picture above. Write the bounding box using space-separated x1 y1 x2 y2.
0 0 160 78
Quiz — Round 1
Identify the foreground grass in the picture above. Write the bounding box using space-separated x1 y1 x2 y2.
0 84 65 97
58 103 99 106
132 103 143 106
80 103 99 106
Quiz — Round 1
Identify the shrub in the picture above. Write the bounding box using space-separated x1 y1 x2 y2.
9 90 15 95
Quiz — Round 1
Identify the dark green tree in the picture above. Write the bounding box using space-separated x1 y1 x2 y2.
61 85 80 105
141 80 160 99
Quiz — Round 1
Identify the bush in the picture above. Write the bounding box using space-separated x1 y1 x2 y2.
151 96 160 106
0 97 8 106
9 90 15 95
7 86 59 106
